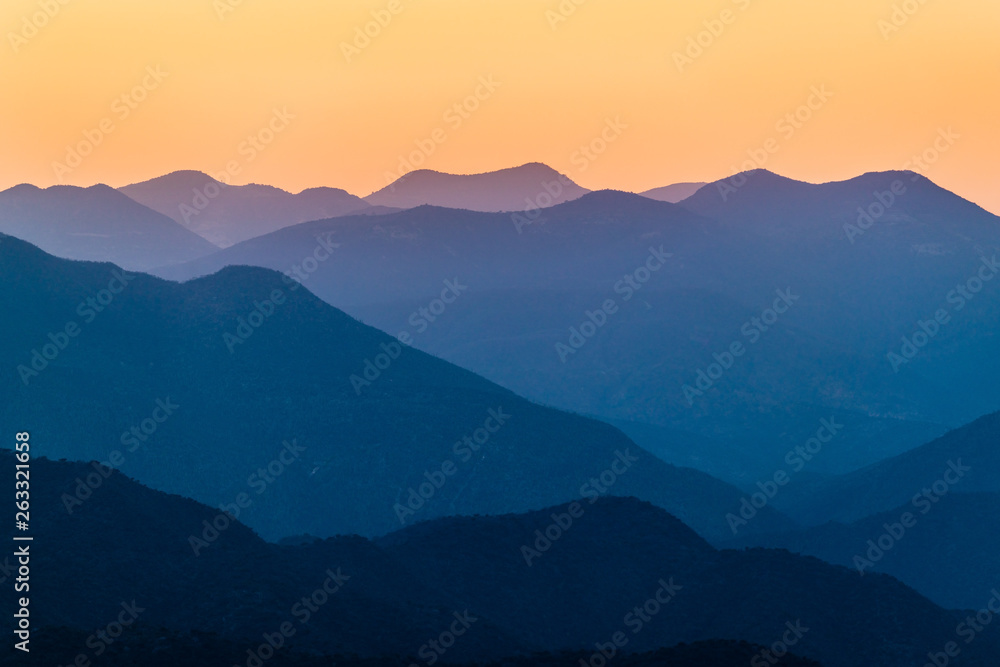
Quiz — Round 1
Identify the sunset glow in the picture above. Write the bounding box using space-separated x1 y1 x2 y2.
2 0 998 211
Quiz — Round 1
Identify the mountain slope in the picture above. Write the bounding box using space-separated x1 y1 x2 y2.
8 454 995 667
365 163 589 211
728 492 1000 609
640 181 707 203
120 170 381 246
0 183 217 270
148 184 974 484
0 233 790 542
779 410 1000 524
379 497 1000 667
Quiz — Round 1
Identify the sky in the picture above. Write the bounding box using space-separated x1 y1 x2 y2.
1 0 998 213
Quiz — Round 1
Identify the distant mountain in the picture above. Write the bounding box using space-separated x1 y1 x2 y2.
365 163 589 211
120 170 386 247
11 457 997 667
640 182 707 203
777 410 1000 524
0 183 217 270
0 234 792 543
728 492 1000 609
150 179 997 484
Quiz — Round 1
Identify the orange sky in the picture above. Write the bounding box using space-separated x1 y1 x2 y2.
1 0 998 212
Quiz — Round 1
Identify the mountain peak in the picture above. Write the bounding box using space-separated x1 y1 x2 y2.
122 170 222 190
366 163 589 212
0 183 42 196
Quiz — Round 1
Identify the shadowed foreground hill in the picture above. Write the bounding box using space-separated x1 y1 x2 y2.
2 628 822 667
5 454 994 667
0 233 790 542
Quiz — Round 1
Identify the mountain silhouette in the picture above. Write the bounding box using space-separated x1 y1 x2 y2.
120 170 385 247
365 163 589 211
146 174 1000 484
0 233 791 542
777 410 1000 524
640 181 707 202
0 183 217 270
728 491 1000 609
8 452 995 667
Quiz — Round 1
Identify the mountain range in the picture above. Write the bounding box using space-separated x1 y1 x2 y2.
146 169 1000 487
0 183 217 271
120 170 394 247
0 232 790 543
9 451 999 667
3 163 999 665
363 162 590 211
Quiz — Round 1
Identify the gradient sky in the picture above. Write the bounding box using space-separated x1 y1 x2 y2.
2 0 998 212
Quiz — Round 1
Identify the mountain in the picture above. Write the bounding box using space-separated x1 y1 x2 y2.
17 630 824 667
9 456 997 667
776 410 1000 524
727 492 1000 609
0 183 217 270
640 182 707 203
149 178 998 485
364 163 589 211
1 452 512 662
119 170 385 247
379 497 1000 667
0 233 791 543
